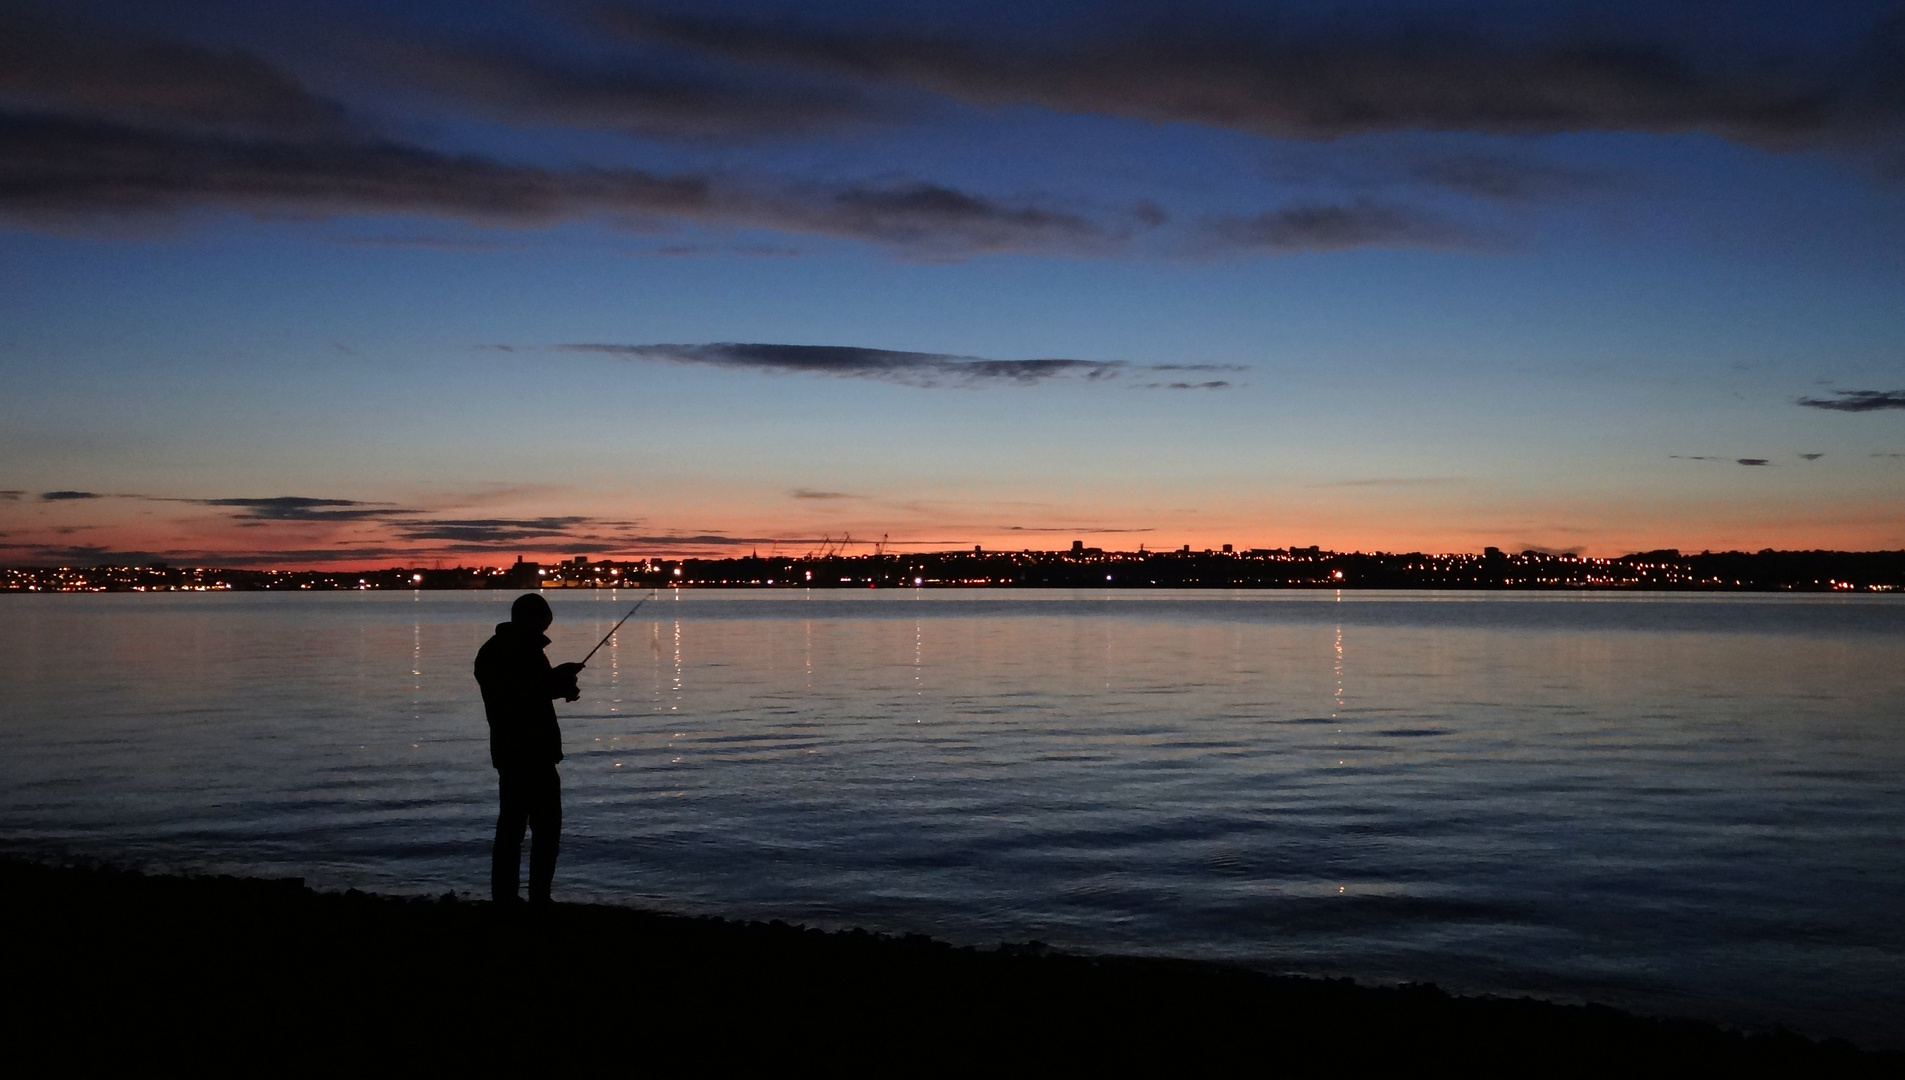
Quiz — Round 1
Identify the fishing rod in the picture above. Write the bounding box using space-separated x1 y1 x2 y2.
577 590 656 667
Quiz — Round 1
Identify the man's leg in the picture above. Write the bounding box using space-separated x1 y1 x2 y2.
492 770 531 903
526 766 562 904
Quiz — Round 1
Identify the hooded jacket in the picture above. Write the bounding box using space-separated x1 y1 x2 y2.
473 621 566 771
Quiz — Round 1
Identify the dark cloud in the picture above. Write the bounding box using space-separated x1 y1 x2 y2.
387 40 880 140
0 111 1103 257
3 482 829 563
0 542 173 566
0 490 22 501
183 495 401 522
1799 452 1825 460
382 527 789 555
559 342 1246 389
0 9 348 140
197 496 360 509
0 111 712 226
1408 154 1611 201
560 342 1126 387
0 14 1097 255
1671 455 1777 466
1797 389 1905 411
1198 201 1489 254
767 180 1104 256
40 490 102 500
608 8 1903 146
389 517 594 544
1874 452 1905 458
197 508 702 550
610 533 782 548
560 342 1243 388
791 489 860 500
32 529 785 565
1262 145 1619 207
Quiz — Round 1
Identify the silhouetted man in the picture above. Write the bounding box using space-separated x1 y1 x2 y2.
475 593 582 905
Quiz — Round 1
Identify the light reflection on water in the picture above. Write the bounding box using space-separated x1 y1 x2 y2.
1 589 1902 1046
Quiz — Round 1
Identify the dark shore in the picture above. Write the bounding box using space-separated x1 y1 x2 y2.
4 858 1892 1073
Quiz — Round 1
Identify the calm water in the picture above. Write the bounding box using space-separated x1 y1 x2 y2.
2 590 1901 1045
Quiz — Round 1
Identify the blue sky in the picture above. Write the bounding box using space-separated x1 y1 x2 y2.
2 0 1902 564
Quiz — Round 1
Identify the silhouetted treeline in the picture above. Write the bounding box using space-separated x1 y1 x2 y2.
7 546 1904 593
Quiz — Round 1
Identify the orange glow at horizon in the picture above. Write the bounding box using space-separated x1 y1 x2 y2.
6 469 1902 570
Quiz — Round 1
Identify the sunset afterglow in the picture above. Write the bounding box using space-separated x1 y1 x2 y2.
2 1 1902 566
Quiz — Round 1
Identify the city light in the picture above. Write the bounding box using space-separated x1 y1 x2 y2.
2 548 1894 593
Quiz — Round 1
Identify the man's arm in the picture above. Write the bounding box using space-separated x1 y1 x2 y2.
551 661 583 703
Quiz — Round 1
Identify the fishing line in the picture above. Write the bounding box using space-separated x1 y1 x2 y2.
578 590 656 667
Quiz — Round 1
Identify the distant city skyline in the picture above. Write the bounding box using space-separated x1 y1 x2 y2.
11 544 1901 592
3 0 1903 566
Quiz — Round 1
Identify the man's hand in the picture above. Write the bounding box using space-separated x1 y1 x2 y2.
554 662 583 702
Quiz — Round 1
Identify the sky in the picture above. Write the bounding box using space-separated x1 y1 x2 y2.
2 0 1903 566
